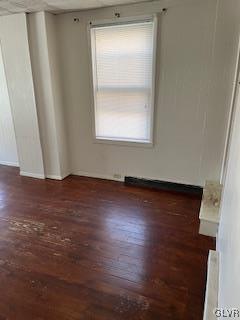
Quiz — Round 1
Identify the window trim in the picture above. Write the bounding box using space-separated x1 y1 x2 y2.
88 15 158 147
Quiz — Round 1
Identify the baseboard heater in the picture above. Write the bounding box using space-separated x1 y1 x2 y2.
124 176 203 195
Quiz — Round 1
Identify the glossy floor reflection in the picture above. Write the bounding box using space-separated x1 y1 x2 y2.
0 165 214 320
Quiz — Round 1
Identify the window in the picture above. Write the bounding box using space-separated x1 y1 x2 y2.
90 18 156 144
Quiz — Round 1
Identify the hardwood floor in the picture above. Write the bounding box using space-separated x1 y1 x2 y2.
0 165 214 320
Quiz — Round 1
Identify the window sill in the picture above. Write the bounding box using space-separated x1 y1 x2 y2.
93 138 153 148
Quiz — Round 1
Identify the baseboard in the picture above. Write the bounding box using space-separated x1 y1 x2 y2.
0 161 19 167
46 173 70 181
199 219 219 237
20 171 45 179
72 170 124 182
203 250 219 320
20 171 69 181
69 172 203 192
125 176 203 195
199 181 222 238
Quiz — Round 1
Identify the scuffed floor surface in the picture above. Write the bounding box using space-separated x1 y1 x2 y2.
0 165 214 320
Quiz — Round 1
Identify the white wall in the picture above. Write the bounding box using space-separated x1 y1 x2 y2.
56 0 239 186
0 44 18 167
0 1 236 185
218 76 240 309
0 13 45 178
28 12 69 179
217 0 240 310
203 0 240 183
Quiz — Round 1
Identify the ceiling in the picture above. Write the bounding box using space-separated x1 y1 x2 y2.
0 0 152 16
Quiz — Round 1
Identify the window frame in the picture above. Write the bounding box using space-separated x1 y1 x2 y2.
89 15 158 147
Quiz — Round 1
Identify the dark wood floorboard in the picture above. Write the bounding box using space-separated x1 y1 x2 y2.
0 165 214 320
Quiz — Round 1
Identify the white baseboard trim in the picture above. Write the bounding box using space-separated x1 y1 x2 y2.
72 170 124 182
20 171 45 180
203 250 219 320
0 161 19 167
46 173 70 181
199 219 219 237
199 181 222 238
72 171 203 186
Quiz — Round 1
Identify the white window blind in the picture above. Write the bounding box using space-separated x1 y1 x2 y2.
90 19 156 143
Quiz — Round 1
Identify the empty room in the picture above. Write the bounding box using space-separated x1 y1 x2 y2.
0 0 239 319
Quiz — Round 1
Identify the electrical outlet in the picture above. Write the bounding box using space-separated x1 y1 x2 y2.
113 173 122 180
